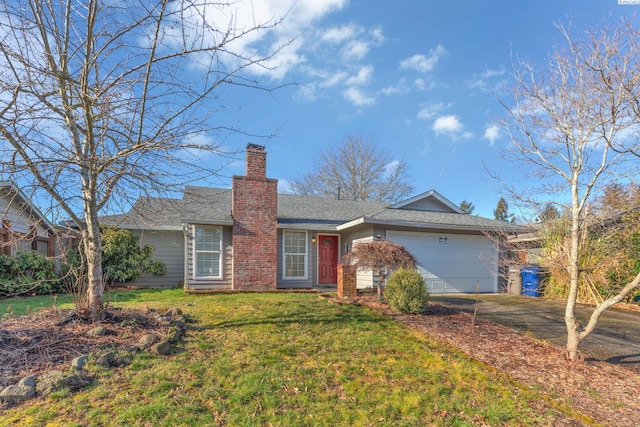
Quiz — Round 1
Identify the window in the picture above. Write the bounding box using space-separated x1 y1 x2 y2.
194 226 222 278
283 230 307 279
35 239 49 256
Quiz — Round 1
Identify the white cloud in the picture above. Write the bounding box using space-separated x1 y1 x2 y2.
483 125 501 144
298 21 385 106
432 115 473 140
370 27 384 43
380 77 410 96
295 83 318 101
321 23 359 43
417 102 450 121
460 131 474 140
383 160 402 177
343 87 375 105
413 78 435 91
433 115 462 134
164 0 347 79
468 67 506 91
346 65 374 86
318 23 384 62
343 40 371 60
278 179 294 193
399 45 446 73
321 71 348 87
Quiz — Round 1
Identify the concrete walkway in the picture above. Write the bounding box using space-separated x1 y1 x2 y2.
431 294 640 373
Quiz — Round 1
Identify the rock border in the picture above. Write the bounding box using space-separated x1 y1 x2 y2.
0 307 187 407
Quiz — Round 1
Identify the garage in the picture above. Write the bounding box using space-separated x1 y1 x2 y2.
387 230 498 294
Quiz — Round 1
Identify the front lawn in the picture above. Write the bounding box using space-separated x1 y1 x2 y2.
0 290 570 426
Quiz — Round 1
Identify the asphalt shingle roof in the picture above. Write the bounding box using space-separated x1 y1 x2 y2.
362 208 525 232
100 185 526 233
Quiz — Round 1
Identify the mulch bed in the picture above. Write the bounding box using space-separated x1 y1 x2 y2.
0 307 166 391
353 296 640 427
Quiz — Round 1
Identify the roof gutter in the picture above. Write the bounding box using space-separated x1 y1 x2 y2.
337 216 528 234
180 218 234 226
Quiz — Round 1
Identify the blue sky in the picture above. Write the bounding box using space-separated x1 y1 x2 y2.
201 0 636 219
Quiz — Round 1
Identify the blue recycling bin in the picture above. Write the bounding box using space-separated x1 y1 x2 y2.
521 266 541 297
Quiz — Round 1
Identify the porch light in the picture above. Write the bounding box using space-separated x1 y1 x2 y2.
312 234 316 244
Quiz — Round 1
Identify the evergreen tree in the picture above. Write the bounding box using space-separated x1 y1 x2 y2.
494 197 515 223
537 203 561 222
460 199 475 214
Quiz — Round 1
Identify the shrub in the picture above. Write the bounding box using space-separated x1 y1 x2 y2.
0 251 61 296
341 238 416 301
385 268 429 314
61 227 167 292
101 226 166 286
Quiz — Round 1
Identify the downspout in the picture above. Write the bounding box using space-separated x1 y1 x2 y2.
182 223 188 290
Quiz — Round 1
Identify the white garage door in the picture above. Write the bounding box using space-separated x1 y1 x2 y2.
387 231 497 294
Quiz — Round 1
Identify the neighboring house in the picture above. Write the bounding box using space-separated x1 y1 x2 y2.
0 181 58 258
100 144 525 293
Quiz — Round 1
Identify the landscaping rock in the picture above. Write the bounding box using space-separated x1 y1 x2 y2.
72 355 89 370
0 383 36 404
164 307 182 317
138 333 160 347
35 370 63 395
157 307 185 324
36 370 91 396
113 355 132 367
86 326 108 337
55 373 91 391
95 350 116 368
151 339 173 355
18 374 37 388
168 324 186 343
125 345 141 355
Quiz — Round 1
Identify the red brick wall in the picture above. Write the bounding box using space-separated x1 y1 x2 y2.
337 264 357 299
246 145 267 179
232 145 278 290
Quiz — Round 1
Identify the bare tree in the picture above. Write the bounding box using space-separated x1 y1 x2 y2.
289 132 413 203
341 238 416 301
0 0 289 320
498 17 640 361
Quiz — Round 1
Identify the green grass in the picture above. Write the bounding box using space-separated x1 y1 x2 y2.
1 290 576 426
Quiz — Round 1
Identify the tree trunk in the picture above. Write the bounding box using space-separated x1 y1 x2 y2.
565 181 582 361
82 190 104 321
376 273 386 301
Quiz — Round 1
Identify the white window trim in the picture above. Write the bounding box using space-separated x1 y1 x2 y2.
193 225 223 280
282 230 308 280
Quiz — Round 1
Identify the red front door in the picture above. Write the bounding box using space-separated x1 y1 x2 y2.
318 235 339 284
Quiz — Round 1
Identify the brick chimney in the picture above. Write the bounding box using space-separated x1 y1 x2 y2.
231 144 278 290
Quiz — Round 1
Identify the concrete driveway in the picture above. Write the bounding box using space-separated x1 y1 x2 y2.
430 294 640 373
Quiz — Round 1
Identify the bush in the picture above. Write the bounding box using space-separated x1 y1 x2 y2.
385 268 429 314
0 251 61 296
101 226 166 286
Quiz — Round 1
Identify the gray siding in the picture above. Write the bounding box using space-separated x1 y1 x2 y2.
352 236 376 289
0 193 52 256
185 225 233 290
0 196 50 237
129 229 184 289
397 198 453 213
